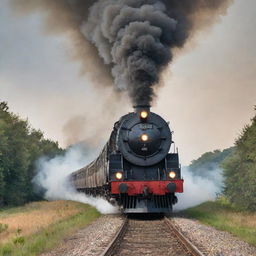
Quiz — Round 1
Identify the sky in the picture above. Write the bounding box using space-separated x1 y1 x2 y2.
0 0 255 165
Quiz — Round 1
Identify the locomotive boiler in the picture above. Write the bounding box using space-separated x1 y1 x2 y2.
70 106 183 213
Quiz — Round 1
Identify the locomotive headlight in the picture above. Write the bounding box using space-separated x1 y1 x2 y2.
169 171 176 179
140 111 148 119
141 134 149 142
115 172 123 180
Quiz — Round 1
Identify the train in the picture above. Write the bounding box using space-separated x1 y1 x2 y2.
70 106 183 213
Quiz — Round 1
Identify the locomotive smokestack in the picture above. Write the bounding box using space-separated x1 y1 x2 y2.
134 105 151 114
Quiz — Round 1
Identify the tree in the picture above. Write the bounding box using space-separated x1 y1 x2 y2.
0 102 9 205
0 101 63 206
189 147 234 178
223 107 256 211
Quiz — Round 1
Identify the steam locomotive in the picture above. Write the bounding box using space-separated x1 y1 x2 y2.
70 106 183 213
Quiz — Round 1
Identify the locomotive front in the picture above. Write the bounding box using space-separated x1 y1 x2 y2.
109 106 183 213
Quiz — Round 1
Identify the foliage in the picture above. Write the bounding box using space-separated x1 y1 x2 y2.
187 106 256 212
222 107 256 211
0 223 8 233
0 101 63 206
13 236 25 246
182 200 256 246
189 147 234 178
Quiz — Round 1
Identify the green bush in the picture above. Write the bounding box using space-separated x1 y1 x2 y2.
0 223 8 233
13 237 25 246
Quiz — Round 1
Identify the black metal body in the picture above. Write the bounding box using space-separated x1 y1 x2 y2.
70 106 182 213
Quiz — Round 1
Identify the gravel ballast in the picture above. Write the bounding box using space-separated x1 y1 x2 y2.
173 217 256 256
40 215 124 256
40 214 256 256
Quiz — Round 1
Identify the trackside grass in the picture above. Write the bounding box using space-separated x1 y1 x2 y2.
181 198 256 246
0 201 100 256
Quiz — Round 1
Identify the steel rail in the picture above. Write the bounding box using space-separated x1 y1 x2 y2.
101 216 205 256
100 217 128 256
164 217 205 256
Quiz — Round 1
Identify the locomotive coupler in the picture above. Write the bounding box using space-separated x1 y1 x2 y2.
143 186 150 197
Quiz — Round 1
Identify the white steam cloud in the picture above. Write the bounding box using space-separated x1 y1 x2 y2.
174 167 223 211
34 144 118 214
33 143 223 213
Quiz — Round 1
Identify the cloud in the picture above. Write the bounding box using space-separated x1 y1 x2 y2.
33 143 118 214
174 167 223 211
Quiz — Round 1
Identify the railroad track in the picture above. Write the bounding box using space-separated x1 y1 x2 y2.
101 216 205 256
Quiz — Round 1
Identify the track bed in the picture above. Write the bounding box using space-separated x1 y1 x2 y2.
103 216 204 256
118 219 192 255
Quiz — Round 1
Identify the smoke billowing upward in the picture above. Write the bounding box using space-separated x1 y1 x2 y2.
9 0 113 88
10 0 232 105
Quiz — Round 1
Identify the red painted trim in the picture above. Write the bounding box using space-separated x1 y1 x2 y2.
111 180 183 196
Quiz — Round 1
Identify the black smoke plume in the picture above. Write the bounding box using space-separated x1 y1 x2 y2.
10 0 232 105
